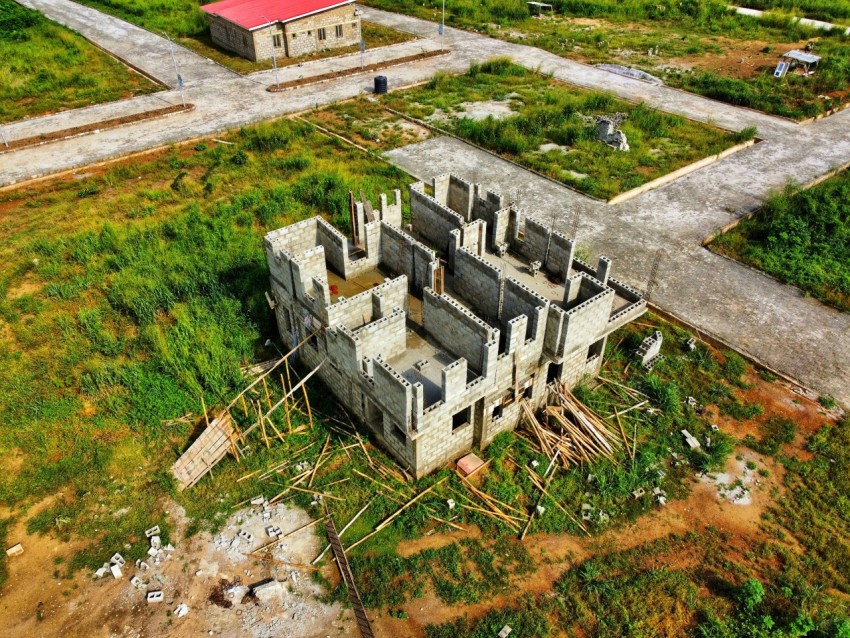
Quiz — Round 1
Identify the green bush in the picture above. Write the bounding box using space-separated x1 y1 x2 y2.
744 416 797 455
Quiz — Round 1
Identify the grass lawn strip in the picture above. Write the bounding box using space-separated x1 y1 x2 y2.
0 0 161 124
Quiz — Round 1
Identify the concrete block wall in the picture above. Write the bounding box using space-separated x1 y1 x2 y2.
502 277 549 340
423 288 497 373
380 223 437 292
352 308 406 362
370 275 408 318
316 217 348 275
291 247 326 301
460 218 486 256
446 175 474 220
431 174 450 207
547 231 576 281
282 5 360 59
413 243 437 294
326 275 407 330
558 347 596 388
266 217 320 257
209 16 257 61
410 182 465 254
441 359 468 404
478 207 511 250
544 304 567 359
453 247 503 321
562 275 615 356
372 356 413 427
251 23 286 62
378 190 403 227
516 215 550 265
327 285 376 331
472 184 506 220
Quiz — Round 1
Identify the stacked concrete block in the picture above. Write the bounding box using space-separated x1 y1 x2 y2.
378 189 403 228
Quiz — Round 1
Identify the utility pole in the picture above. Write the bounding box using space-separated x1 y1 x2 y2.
440 0 445 51
261 15 280 87
162 31 185 107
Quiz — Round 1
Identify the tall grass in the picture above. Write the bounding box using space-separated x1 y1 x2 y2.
712 172 850 312
0 118 409 570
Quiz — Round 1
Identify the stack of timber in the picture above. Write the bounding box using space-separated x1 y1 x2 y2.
520 383 623 467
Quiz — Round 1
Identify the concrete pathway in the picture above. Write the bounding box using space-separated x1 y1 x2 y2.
2 1 849 405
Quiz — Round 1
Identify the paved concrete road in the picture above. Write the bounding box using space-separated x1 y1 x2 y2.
3 1 849 405
387 135 850 407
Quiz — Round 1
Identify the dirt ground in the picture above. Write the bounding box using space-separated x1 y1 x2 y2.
0 501 352 637
0 372 838 637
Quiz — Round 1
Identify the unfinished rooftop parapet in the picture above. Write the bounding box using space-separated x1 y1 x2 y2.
264 174 648 478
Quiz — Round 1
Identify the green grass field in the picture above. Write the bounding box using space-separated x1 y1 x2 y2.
310 59 752 200
711 171 850 313
363 0 850 120
0 0 160 123
74 0 414 74
1 111 848 635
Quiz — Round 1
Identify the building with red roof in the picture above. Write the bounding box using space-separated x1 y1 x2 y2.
200 0 361 62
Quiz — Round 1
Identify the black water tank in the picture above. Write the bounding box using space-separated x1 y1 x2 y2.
374 75 388 95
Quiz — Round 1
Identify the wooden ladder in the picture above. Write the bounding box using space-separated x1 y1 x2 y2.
325 515 375 638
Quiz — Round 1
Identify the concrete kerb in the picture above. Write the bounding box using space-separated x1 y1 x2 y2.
607 138 759 206
267 49 451 92
0 104 195 156
80 30 170 87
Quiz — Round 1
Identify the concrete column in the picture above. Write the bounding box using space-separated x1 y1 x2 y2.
596 256 612 285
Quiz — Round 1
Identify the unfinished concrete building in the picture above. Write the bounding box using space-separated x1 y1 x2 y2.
263 174 647 478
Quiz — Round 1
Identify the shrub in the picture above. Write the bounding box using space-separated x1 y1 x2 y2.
745 417 798 455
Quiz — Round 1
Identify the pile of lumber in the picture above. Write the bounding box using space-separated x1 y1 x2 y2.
520 383 624 467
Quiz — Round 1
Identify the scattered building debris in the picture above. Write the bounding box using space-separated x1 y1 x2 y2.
596 63 664 85
252 579 284 603
5 543 23 557
457 453 486 476
681 429 701 450
636 330 664 369
498 626 514 638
